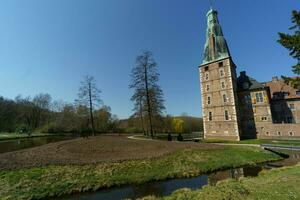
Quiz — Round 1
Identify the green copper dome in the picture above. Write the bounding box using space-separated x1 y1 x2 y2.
202 9 230 65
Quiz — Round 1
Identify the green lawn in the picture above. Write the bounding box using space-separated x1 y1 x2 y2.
0 133 52 141
0 146 281 200
141 163 300 200
203 138 300 147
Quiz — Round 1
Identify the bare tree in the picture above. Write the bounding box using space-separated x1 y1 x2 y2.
129 51 165 138
76 75 102 136
130 90 147 135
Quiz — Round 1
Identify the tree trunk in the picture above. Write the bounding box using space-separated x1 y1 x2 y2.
144 63 154 138
139 98 146 135
88 82 96 136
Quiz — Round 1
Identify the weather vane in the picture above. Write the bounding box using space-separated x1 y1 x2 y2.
209 0 214 9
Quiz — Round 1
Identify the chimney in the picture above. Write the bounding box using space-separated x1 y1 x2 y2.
240 71 246 76
272 76 279 81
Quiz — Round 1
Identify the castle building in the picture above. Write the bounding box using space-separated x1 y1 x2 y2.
199 8 300 141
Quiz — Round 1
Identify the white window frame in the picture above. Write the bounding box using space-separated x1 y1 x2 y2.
255 92 264 103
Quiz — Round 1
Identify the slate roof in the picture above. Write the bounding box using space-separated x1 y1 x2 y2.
264 77 300 100
237 71 265 91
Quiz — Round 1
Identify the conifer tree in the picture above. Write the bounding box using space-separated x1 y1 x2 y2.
278 10 300 89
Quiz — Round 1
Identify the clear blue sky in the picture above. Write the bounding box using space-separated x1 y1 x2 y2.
0 0 299 119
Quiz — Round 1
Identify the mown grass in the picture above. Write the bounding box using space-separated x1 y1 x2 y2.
141 163 300 200
0 133 52 141
0 146 281 200
204 138 300 147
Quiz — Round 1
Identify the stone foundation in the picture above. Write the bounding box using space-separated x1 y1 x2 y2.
255 122 300 139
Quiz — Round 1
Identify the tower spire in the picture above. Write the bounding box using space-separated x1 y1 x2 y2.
209 0 213 10
202 8 230 65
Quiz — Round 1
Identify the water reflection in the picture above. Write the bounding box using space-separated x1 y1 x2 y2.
62 176 208 200
60 167 263 200
61 150 300 200
0 136 75 153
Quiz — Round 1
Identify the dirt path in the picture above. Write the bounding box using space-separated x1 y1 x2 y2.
0 135 221 170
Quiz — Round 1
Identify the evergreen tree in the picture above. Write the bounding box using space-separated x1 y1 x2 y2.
278 10 300 89
129 51 165 137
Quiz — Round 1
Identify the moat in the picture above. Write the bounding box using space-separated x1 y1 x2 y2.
60 150 300 200
0 135 75 153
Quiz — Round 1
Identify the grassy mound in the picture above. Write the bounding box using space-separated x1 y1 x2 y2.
0 146 280 200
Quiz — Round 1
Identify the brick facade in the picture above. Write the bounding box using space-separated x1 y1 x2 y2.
200 58 241 141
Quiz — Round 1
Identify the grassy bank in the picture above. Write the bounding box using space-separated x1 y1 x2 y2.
0 133 52 141
141 163 300 200
0 146 281 200
204 138 300 147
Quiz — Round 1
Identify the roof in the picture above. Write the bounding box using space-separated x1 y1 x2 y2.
237 71 265 91
202 8 230 65
263 77 300 100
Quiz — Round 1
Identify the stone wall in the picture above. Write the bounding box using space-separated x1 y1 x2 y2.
255 122 300 139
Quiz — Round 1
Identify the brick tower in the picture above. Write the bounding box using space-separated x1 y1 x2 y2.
199 8 241 141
